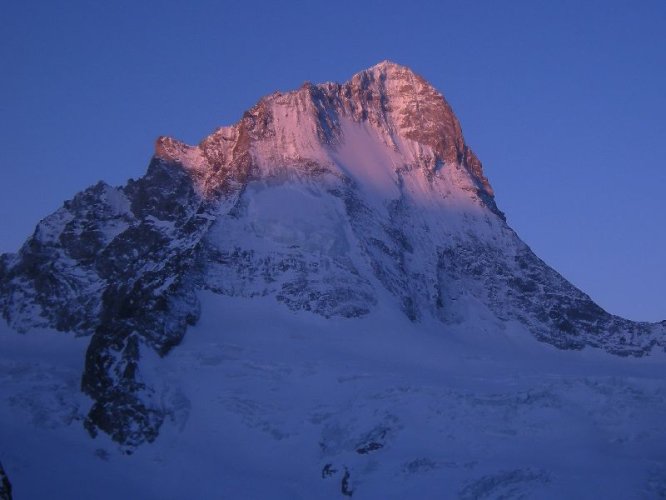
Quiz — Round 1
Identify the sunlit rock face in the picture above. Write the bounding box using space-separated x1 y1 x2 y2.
0 61 663 447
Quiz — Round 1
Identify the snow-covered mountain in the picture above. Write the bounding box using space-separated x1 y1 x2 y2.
0 61 664 498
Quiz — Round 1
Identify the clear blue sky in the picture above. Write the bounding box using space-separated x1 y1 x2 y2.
1 0 664 321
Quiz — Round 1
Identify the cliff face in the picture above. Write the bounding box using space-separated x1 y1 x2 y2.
0 61 663 447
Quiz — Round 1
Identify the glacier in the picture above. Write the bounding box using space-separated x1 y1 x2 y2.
1 294 665 498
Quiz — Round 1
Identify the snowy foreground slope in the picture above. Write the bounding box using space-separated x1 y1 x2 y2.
0 61 665 498
1 294 666 499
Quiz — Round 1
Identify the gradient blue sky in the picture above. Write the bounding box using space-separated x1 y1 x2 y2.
1 0 664 321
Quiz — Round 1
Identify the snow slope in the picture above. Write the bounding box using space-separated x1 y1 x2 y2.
1 293 665 498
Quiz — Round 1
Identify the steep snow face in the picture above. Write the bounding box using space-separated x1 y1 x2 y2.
331 117 404 202
203 179 378 318
0 61 664 450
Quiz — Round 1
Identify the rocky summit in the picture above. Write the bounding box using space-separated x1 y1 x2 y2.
0 62 664 494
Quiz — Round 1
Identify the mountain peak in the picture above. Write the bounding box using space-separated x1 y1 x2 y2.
148 61 497 206
349 60 432 94
2 62 664 455
364 59 413 74
343 62 494 200
351 60 435 93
